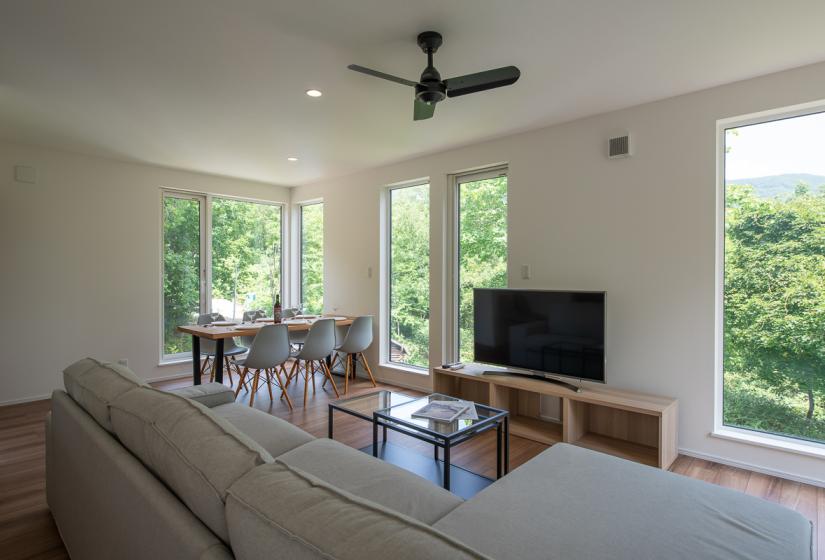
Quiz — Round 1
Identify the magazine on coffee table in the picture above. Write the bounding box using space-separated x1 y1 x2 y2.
411 401 469 423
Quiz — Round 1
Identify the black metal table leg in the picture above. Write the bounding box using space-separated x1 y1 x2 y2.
192 335 201 385
382 425 387 442
214 338 225 384
434 445 439 461
496 421 503 479
443 442 451 490
504 415 510 475
372 417 379 457
328 405 334 439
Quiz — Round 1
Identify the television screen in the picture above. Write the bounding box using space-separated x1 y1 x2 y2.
473 289 605 383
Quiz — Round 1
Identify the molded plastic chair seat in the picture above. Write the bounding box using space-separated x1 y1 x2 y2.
196 313 247 386
234 324 293 410
329 316 376 394
286 318 339 406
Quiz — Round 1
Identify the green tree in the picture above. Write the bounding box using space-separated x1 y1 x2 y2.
162 196 201 355
301 203 324 314
724 183 825 431
459 176 508 362
390 185 430 367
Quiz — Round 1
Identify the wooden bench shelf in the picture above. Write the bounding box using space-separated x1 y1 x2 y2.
433 365 678 469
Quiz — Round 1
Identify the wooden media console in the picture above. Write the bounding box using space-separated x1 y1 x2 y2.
433 364 678 468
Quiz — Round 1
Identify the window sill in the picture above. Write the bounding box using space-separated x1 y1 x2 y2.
711 427 825 460
379 362 430 376
158 356 193 367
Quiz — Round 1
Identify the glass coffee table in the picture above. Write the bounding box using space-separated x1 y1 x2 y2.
329 391 509 494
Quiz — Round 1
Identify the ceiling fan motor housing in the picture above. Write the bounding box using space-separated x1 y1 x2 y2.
416 81 446 104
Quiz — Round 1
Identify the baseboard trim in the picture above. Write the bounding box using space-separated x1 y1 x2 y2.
679 446 825 488
0 393 52 406
145 371 193 384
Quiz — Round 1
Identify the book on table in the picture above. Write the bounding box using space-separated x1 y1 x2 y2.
411 401 470 423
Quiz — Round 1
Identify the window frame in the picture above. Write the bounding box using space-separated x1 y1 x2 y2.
298 199 324 314
713 100 825 456
382 179 431 372
445 165 509 364
159 188 285 364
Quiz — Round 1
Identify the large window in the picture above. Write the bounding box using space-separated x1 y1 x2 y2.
211 198 282 319
388 183 430 368
162 193 204 357
456 169 508 363
161 191 282 360
300 202 324 314
721 110 825 446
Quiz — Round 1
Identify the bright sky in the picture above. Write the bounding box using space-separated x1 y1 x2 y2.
725 111 825 180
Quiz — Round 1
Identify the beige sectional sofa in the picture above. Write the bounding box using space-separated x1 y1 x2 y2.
46 358 813 560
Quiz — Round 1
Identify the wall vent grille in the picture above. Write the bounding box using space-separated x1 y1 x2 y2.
608 135 631 159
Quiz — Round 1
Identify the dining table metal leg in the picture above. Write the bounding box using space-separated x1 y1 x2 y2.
214 338 225 384
191 335 201 385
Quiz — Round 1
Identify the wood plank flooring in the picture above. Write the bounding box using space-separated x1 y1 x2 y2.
1 371 822 559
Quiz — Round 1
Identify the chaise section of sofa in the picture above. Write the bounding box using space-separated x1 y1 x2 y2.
433 443 814 560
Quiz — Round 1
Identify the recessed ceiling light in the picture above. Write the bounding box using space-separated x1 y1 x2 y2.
287 157 299 162
305 89 323 97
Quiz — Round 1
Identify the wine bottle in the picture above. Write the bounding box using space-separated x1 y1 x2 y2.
274 294 282 323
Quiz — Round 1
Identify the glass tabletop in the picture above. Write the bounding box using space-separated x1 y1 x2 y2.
330 390 417 420
374 393 507 439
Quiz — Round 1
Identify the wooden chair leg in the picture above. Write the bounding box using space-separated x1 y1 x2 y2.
359 352 377 387
249 370 261 407
321 360 340 398
224 356 233 387
302 361 310 407
344 354 351 395
273 366 293 411
234 367 248 399
285 359 298 388
265 369 274 401
279 364 290 401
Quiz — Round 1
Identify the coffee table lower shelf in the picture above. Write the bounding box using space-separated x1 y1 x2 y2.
359 442 493 500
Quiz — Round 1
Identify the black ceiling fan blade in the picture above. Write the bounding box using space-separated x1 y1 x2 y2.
414 99 436 121
444 66 520 98
347 64 418 87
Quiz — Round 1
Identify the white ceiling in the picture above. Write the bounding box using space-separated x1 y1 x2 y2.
3 1 825 186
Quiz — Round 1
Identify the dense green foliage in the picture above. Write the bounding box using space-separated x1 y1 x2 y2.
459 176 508 362
389 185 430 367
163 196 282 356
163 196 201 355
301 203 324 314
724 183 825 442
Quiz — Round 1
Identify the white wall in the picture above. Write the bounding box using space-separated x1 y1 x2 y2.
0 143 290 403
292 60 825 485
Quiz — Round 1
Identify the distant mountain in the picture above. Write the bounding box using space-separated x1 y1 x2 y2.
726 173 825 199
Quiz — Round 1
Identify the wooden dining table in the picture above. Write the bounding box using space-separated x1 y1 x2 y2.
177 316 354 385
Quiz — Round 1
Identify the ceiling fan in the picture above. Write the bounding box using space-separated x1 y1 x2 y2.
348 31 521 121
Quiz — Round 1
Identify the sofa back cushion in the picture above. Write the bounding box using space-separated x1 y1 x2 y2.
63 357 146 432
110 386 273 543
225 461 491 560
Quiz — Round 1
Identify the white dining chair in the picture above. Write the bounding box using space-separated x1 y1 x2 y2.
286 318 339 406
233 324 293 410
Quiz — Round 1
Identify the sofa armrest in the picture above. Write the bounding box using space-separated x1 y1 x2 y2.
169 383 235 408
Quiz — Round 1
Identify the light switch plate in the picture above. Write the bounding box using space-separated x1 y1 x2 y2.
521 264 531 280
15 165 37 184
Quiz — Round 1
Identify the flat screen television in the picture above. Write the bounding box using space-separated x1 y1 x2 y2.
473 289 605 383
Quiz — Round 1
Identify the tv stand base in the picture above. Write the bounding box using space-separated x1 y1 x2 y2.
482 371 582 393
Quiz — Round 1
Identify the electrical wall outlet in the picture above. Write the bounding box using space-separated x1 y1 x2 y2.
521 264 531 280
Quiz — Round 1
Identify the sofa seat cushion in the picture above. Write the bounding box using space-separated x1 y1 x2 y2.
110 387 273 543
433 443 813 560
170 382 236 408
225 461 490 560
63 357 146 432
211 403 314 458
277 438 463 524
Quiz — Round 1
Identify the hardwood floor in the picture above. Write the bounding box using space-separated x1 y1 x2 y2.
2 372 823 559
